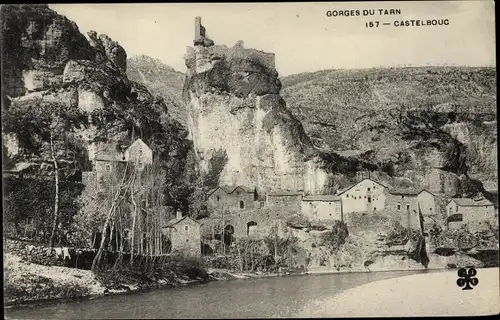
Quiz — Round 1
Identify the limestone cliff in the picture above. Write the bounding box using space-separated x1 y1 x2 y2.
183 37 329 194
281 68 496 197
1 4 193 207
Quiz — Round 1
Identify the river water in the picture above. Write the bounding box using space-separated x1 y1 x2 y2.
6 270 434 319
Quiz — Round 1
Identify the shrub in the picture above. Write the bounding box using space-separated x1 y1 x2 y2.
286 214 311 229
321 220 349 253
386 220 420 246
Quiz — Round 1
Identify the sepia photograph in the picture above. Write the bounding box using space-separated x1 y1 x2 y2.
1 1 498 318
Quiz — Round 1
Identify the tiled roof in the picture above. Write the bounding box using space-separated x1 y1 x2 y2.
267 191 303 196
389 188 420 196
450 198 494 207
336 178 388 195
207 185 255 196
302 195 341 202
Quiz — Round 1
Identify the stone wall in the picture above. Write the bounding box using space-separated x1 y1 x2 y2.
164 219 202 256
207 188 257 212
266 194 302 213
3 238 93 269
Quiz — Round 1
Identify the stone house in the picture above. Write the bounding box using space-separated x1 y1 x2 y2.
301 195 343 221
86 141 127 185
417 189 437 217
385 188 422 230
163 211 201 256
206 185 258 213
337 178 387 213
417 189 439 232
446 198 496 231
265 191 303 215
124 138 153 171
84 139 153 188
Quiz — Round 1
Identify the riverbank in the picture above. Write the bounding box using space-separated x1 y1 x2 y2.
297 267 500 317
3 252 208 308
5 249 496 311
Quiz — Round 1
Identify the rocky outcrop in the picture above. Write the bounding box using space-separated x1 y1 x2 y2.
183 30 329 194
127 55 187 126
281 67 496 196
1 5 95 98
1 5 193 212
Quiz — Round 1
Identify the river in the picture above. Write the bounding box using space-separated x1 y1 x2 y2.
6 270 437 319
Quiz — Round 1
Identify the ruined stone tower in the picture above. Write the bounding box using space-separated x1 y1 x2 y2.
193 17 213 47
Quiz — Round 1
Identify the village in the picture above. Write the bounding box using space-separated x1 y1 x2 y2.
2 4 498 317
63 137 497 257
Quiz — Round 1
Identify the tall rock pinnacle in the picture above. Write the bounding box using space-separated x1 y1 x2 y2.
183 17 329 194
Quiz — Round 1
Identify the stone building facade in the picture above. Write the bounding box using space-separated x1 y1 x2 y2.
84 138 153 188
206 186 258 212
163 212 201 256
446 198 496 232
266 191 302 214
123 138 153 170
385 188 422 230
301 195 343 221
337 178 387 213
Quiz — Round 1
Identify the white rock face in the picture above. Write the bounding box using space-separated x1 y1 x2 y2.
78 89 104 113
184 42 330 194
442 122 471 145
2 133 19 157
186 91 327 194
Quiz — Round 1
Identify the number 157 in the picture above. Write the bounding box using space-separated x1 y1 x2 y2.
366 21 379 28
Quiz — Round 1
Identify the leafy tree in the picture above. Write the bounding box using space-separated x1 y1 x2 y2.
2 98 88 247
204 148 228 190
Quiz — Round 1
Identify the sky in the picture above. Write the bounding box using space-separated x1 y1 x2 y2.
50 1 496 76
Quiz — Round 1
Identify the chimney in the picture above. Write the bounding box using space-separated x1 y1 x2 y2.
176 209 183 220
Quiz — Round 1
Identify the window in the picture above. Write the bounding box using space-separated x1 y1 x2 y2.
367 188 370 191
397 204 401 210
429 208 432 212
407 204 410 211
456 206 459 213
138 162 144 169
374 207 377 211
329 202 331 205
240 200 244 209
184 225 189 231
346 194 349 198
105 164 111 172
368 196 372 203
402 195 405 200
216 196 220 202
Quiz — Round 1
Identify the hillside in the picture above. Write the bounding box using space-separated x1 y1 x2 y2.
127 55 187 126
280 67 497 185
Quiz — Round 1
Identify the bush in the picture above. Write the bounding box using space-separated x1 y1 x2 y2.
386 220 420 246
286 214 311 229
321 221 349 253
